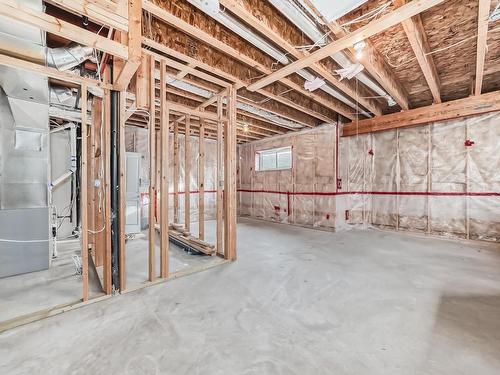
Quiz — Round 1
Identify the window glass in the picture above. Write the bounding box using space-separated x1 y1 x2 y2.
256 146 292 171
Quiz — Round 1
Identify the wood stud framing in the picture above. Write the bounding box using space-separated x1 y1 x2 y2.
160 59 169 278
81 85 89 301
148 55 157 282
394 0 441 104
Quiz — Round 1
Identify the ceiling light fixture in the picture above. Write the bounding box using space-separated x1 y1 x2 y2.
304 77 326 92
353 40 366 60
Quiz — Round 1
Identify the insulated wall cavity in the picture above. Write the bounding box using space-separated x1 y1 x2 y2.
237 125 337 230
339 112 500 242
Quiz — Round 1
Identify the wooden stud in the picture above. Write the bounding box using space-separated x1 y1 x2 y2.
173 122 180 223
198 118 205 240
160 59 169 278
114 0 143 90
81 84 89 301
103 89 112 294
119 91 127 291
224 86 237 261
148 55 157 282
184 116 191 231
216 96 224 256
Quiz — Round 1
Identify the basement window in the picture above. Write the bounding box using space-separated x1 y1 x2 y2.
255 146 292 171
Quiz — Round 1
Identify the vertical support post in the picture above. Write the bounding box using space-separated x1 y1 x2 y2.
427 125 432 234
103 89 112 294
184 116 191 231
198 118 205 240
148 55 156 282
106 91 120 289
118 91 127 291
160 60 169 278
81 84 89 301
396 129 400 231
216 96 224 256
224 86 237 261
465 121 470 239
173 122 180 223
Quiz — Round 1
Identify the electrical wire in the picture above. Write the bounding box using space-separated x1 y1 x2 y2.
385 26 500 69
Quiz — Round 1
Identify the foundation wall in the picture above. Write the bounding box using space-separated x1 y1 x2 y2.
238 112 500 242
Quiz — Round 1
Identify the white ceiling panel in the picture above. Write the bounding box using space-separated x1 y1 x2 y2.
305 0 370 22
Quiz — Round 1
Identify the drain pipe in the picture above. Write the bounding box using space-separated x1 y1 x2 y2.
110 90 120 290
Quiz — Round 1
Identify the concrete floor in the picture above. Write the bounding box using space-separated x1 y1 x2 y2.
125 220 222 288
2 218 500 374
0 240 102 322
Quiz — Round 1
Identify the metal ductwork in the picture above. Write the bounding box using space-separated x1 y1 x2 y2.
0 0 50 277
46 43 96 71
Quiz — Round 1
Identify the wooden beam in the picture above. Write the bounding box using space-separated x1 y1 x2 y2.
395 0 441 103
148 55 156 282
0 0 128 59
114 0 142 90
45 0 128 31
143 38 346 122
219 0 383 116
198 118 205 240
0 53 113 89
141 2 354 120
342 90 500 136
160 59 169 278
169 102 222 122
246 0 445 92
184 116 191 232
475 0 492 96
224 85 237 261
81 85 89 301
300 0 409 110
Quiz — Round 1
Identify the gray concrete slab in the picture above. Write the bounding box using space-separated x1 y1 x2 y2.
0 240 101 322
1 218 500 374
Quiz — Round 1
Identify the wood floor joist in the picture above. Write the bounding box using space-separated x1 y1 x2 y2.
475 0 493 96
141 1 353 122
394 0 441 104
342 90 500 136
219 0 383 116
300 0 409 111
0 0 128 59
247 0 446 92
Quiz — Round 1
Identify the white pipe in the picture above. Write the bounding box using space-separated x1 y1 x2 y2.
269 0 392 102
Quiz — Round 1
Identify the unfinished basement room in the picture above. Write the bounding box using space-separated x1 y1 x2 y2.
1 0 500 373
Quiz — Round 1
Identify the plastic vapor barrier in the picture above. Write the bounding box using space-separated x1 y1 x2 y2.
238 112 500 242
125 127 217 228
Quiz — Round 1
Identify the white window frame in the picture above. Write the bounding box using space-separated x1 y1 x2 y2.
255 146 292 172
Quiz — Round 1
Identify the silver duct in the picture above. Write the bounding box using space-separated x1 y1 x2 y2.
46 43 96 71
0 0 51 277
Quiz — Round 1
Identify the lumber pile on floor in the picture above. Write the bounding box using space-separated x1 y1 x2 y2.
155 223 216 255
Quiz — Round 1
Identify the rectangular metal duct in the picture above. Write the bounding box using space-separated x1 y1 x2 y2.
0 0 50 278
